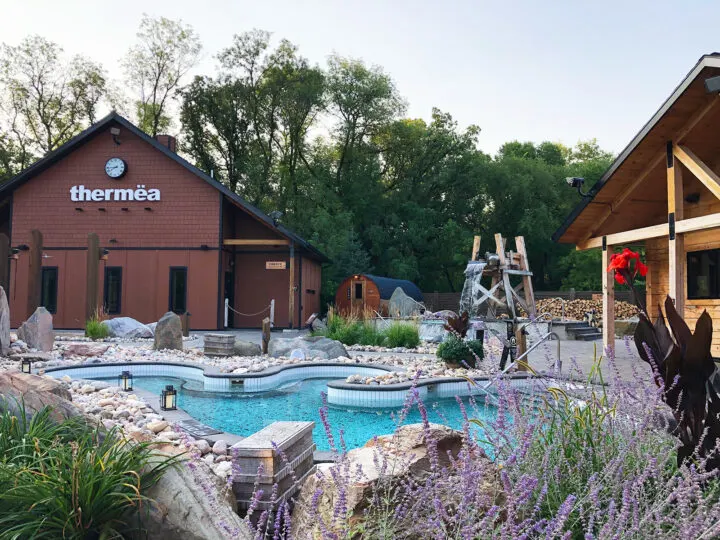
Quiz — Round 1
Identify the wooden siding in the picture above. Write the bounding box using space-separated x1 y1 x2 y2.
646 231 720 355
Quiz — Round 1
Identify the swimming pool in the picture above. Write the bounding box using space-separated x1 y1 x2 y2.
112 376 494 450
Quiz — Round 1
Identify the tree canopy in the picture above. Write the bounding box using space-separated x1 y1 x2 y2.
0 23 616 305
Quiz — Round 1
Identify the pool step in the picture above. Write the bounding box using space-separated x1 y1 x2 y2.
565 322 602 341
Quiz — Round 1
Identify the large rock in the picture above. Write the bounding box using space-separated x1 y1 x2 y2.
102 317 153 339
0 371 80 422
291 424 499 539
234 339 261 357
154 312 183 351
0 287 9 355
268 335 348 359
17 307 54 352
388 287 422 318
138 457 252 540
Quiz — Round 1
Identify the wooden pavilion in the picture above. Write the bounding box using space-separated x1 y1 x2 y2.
554 53 720 355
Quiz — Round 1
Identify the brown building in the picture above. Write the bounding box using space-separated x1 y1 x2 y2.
553 53 720 354
0 112 325 330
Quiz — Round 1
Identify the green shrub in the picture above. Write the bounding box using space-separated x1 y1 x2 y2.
85 316 110 340
436 334 483 367
383 322 420 348
0 405 176 538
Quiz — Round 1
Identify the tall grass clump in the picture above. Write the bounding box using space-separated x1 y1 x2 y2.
0 404 176 539
85 308 110 340
383 321 420 348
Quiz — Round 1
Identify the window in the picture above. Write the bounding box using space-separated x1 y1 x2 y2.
169 267 188 313
354 283 363 299
688 249 720 299
104 267 122 314
40 267 58 314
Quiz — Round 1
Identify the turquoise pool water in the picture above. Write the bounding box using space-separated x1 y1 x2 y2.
112 376 494 450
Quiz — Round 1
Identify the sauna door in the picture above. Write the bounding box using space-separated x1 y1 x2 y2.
351 279 365 310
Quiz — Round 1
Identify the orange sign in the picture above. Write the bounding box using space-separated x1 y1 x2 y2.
266 261 287 270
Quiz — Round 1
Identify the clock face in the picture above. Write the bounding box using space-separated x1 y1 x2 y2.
105 158 127 179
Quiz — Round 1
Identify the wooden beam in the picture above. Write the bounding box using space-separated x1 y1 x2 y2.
494 234 506 264
471 236 481 261
515 236 536 317
27 230 42 317
582 95 720 241
668 143 685 315
602 243 615 355
577 211 720 250
288 242 295 328
223 239 290 246
673 145 720 200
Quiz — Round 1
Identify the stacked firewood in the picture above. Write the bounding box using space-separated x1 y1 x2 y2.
524 298 639 320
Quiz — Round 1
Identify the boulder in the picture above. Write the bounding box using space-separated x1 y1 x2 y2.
388 287 422 318
17 307 54 352
615 317 639 338
154 312 183 351
291 424 499 539
138 458 252 540
0 287 10 356
233 339 261 357
102 317 153 339
268 335 348 360
212 439 227 455
0 371 81 422
63 343 110 357
310 317 327 332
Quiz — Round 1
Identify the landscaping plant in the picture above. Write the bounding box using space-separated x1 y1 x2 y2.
85 309 110 340
0 404 176 539
383 322 420 348
436 334 483 368
314 308 420 348
610 247 720 469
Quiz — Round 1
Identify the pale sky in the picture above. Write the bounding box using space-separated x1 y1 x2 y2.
2 0 719 155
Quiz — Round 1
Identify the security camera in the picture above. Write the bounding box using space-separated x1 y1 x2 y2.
565 177 584 189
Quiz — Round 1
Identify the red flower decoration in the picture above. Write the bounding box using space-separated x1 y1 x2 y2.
607 248 647 285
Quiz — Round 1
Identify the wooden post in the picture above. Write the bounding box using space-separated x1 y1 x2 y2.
288 242 295 329
471 235 481 261
86 233 100 322
515 325 528 371
515 236 536 317
667 141 685 315
602 239 615 355
261 317 271 354
0 233 9 294
27 229 43 316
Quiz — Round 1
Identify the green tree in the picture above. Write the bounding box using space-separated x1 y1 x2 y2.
0 35 108 156
123 15 201 136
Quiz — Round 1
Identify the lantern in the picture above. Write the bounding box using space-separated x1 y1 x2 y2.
118 371 133 391
21 359 31 374
160 385 177 411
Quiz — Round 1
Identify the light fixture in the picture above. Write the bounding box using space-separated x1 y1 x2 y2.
21 359 31 374
118 370 133 391
685 192 701 204
705 76 720 94
98 208 106 212
200 244 209 250
110 126 121 145
565 177 590 198
144 207 152 212
109 238 118 244
9 248 19 260
17 244 29 251
268 210 283 226
101 248 109 261
160 385 177 410
121 208 129 212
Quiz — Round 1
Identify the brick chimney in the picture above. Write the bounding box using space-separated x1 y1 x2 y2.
155 135 177 153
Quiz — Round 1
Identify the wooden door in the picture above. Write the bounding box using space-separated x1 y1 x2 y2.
351 279 365 311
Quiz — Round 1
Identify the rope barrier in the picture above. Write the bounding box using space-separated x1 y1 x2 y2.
227 304 271 317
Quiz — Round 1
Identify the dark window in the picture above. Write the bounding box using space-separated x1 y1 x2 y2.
354 283 363 299
104 267 122 314
41 267 58 314
688 250 720 299
169 267 188 314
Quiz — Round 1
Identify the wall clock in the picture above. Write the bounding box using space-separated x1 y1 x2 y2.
105 158 127 179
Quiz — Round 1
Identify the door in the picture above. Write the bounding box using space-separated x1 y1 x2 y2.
224 270 234 328
351 279 365 311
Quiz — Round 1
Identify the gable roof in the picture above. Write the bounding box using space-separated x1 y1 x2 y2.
0 112 328 262
363 274 423 301
553 53 720 244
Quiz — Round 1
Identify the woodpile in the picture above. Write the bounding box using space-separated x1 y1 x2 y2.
524 298 639 320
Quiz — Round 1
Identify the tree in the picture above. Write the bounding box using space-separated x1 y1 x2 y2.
0 35 108 157
123 15 201 136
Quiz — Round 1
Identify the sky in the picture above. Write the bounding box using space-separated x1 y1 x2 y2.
2 0 720 155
